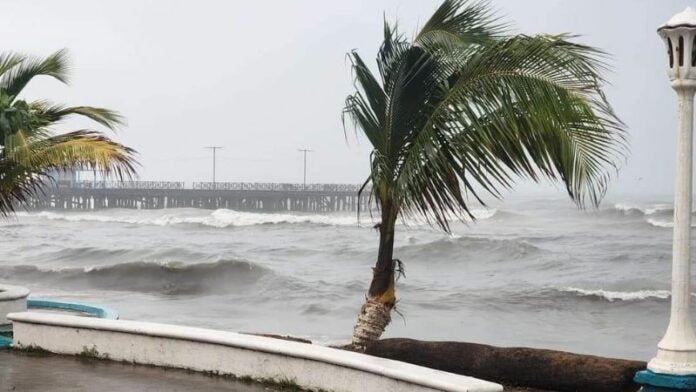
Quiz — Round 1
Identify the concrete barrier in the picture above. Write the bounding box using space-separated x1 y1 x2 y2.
0 285 29 325
27 298 119 319
8 312 502 392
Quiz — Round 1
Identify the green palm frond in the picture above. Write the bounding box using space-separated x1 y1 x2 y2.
27 130 136 177
0 161 46 216
343 0 627 231
0 49 69 99
415 0 504 50
0 52 26 78
344 51 386 151
31 102 125 130
0 128 137 216
0 49 137 216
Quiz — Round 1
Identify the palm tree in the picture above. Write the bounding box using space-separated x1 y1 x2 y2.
0 49 136 215
343 0 626 349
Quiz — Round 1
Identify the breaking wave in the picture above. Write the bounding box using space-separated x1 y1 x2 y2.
646 219 673 228
40 246 209 264
609 203 696 229
645 218 696 228
27 209 359 227
0 259 269 295
18 208 497 228
398 235 544 262
613 203 672 216
560 287 675 302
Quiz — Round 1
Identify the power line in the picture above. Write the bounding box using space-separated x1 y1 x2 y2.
204 146 223 189
297 148 313 190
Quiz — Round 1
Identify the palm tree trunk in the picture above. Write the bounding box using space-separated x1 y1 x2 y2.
352 211 397 349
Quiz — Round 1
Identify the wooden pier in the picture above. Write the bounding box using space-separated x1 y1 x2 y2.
25 181 370 213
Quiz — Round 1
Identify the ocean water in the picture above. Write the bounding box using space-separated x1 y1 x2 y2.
0 196 687 361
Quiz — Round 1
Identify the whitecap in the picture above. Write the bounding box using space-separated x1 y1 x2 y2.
647 218 673 228
613 203 671 216
562 287 674 301
645 218 696 228
20 207 497 228
24 210 359 227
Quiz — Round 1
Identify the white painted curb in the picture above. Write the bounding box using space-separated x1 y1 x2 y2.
0 284 29 325
8 312 502 392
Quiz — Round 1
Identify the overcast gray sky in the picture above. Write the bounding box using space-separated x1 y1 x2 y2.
2 0 689 199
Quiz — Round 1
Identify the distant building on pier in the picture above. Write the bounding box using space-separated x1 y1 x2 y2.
46 169 105 188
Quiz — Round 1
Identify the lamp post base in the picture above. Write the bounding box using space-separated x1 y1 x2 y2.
635 370 696 391
649 348 696 376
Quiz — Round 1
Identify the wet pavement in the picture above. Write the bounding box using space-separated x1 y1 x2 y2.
0 349 279 392
0 348 558 392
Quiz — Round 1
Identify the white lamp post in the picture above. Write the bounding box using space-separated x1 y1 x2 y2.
651 6 696 377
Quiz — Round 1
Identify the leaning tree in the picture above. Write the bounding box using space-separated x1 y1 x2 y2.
343 0 626 349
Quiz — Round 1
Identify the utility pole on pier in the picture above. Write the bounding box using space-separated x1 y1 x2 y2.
205 146 223 189
297 148 313 190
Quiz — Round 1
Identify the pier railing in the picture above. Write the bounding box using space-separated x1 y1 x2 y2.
191 182 362 192
60 181 362 192
69 181 186 190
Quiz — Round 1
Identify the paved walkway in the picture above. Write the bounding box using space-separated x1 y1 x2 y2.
0 349 276 392
0 348 555 392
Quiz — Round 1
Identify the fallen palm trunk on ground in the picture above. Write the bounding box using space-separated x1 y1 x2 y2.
363 338 645 392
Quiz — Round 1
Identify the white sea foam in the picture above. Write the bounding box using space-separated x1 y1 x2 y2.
614 203 671 216
30 210 359 227
647 218 673 228
21 208 497 228
562 287 676 301
645 218 696 228
471 209 497 220
611 202 687 228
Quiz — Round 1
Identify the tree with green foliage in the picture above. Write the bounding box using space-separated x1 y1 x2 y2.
0 49 137 215
343 0 626 349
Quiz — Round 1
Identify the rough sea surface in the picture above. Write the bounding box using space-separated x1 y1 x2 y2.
0 195 686 361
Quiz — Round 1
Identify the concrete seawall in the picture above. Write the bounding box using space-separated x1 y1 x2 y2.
8 312 503 392
0 285 29 326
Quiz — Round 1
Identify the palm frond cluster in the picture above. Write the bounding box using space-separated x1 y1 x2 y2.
343 0 626 231
0 49 137 215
